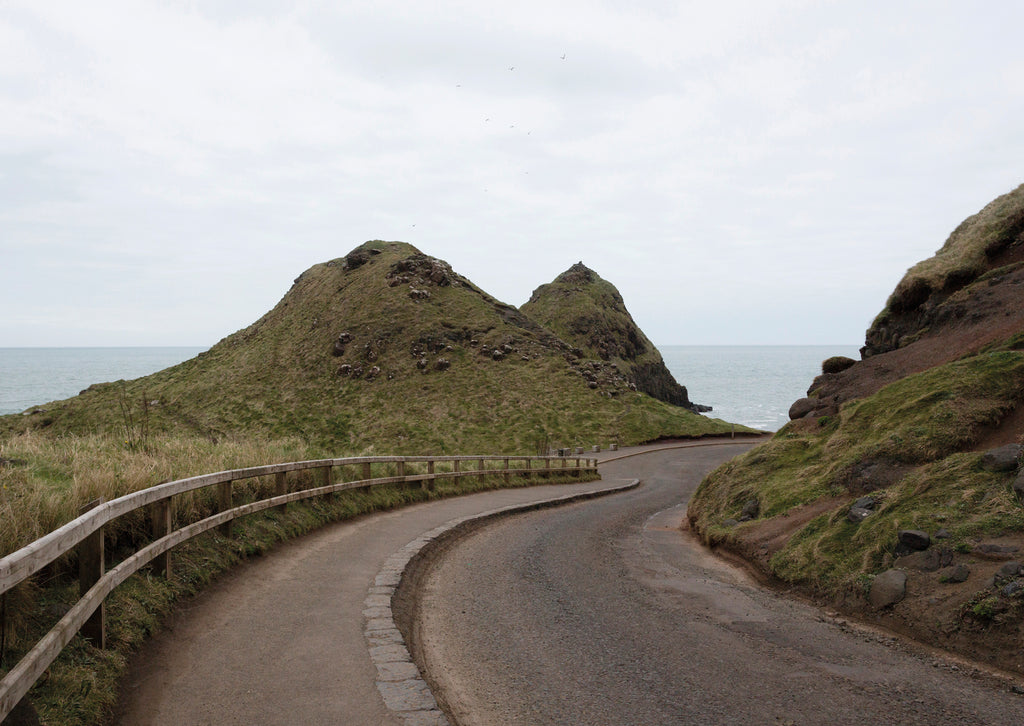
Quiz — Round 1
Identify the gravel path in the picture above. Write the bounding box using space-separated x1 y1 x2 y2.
412 444 1024 725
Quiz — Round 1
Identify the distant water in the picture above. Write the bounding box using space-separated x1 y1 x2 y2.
0 347 207 415
0 345 858 431
661 345 861 432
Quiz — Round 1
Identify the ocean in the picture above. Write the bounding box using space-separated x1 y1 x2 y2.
0 347 208 417
0 345 860 431
660 345 861 432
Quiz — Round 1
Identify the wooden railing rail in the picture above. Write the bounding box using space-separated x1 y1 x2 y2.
0 454 597 720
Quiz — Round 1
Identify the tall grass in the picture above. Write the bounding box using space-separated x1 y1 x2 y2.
1 431 318 559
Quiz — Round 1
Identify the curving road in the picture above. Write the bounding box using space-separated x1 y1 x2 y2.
412 444 1024 725
114 474 629 725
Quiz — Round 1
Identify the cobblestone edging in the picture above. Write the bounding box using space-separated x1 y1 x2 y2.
363 480 640 726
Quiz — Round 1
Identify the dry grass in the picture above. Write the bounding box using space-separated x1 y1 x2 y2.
1 431 316 559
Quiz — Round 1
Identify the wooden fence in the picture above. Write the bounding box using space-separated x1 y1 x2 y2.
0 453 596 720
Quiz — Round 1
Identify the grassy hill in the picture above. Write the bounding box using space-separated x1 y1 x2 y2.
688 184 1024 673
2 242 742 455
521 262 700 409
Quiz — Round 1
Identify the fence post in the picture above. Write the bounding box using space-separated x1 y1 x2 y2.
362 462 372 481
275 471 288 512
218 481 233 537
477 458 485 477
453 459 460 474
321 466 333 501
397 460 405 480
79 498 106 648
426 460 435 491
503 457 510 484
151 497 173 578
525 457 532 480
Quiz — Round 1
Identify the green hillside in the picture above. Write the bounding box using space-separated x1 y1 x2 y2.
521 262 701 409
3 242 743 454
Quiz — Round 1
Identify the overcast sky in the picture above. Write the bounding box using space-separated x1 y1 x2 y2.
2 1 1021 348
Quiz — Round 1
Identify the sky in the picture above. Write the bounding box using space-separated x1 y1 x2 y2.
1 1 1022 348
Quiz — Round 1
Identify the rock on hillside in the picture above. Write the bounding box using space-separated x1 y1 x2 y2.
688 184 1024 675
4 242 743 453
794 183 1024 420
522 262 705 411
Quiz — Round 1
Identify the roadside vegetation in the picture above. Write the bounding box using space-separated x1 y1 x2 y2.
690 184 1024 648
690 347 1024 590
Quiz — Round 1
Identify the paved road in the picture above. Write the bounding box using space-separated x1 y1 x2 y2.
413 444 1024 725
114 476 631 726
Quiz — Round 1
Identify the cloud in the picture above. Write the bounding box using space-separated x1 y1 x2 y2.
1 0 1022 346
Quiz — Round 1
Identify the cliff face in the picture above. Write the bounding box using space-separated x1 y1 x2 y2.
521 263 701 410
4 243 737 452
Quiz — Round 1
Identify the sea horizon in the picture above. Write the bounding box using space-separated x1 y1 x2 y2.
0 344 861 429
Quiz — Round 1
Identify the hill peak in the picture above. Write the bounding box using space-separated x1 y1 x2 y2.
554 262 599 285
522 263 700 410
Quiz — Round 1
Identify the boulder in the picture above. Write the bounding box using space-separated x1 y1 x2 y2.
980 444 1022 472
847 506 873 524
821 356 856 374
722 518 739 528
897 529 931 552
995 561 1022 581
853 496 878 510
938 564 970 583
739 499 760 521
869 569 907 609
788 397 816 420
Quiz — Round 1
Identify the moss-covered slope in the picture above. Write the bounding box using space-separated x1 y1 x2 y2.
521 262 701 410
3 242 745 453
689 184 1024 672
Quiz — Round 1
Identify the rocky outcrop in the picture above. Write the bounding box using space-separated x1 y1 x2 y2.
863 184 1024 358
522 262 701 411
787 184 1024 421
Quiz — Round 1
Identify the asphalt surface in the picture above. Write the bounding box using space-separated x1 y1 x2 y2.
113 476 629 726
413 444 1024 725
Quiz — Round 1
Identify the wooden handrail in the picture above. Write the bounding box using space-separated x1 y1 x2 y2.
0 454 597 720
